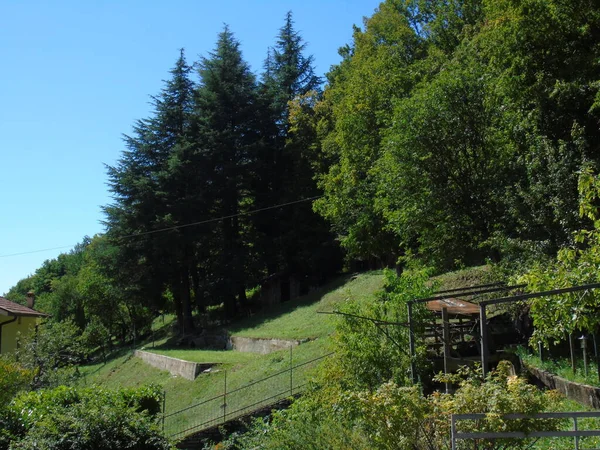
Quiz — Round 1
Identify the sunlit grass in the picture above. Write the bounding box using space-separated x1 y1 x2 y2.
228 271 384 340
75 272 386 437
518 346 600 387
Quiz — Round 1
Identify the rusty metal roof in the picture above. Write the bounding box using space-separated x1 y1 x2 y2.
0 297 49 317
426 297 479 316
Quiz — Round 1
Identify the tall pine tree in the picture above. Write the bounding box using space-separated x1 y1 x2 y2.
194 27 262 317
256 12 340 285
104 50 197 333
264 11 321 134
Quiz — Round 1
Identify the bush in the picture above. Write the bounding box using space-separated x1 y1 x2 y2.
0 385 171 450
218 362 563 450
0 359 32 404
331 267 435 388
15 319 87 388
11 403 169 450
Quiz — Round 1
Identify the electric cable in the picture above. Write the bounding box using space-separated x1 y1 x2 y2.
0 195 322 258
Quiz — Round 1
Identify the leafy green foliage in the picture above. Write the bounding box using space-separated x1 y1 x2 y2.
0 385 169 450
379 56 514 266
519 169 600 346
218 362 561 450
0 359 32 405
4 234 147 358
314 1 423 262
15 319 87 389
519 347 600 388
332 268 435 388
308 0 600 271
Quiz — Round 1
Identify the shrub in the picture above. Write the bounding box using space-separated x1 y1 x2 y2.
0 384 170 450
332 267 435 388
218 362 563 450
15 319 87 388
11 402 169 450
0 359 32 404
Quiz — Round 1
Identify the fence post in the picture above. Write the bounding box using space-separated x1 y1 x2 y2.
223 370 227 424
408 302 417 384
290 344 293 396
450 414 456 450
574 416 579 450
162 390 166 432
442 307 451 393
480 304 489 378
570 333 577 374
582 335 589 377
594 334 600 383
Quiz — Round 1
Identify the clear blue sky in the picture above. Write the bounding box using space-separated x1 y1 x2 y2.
0 0 382 295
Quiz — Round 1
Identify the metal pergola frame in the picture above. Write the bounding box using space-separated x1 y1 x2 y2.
408 282 600 383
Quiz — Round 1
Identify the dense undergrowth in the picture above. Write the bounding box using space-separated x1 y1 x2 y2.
0 368 171 450
76 273 385 435
518 347 600 388
210 269 573 450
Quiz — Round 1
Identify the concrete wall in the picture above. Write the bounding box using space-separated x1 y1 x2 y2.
229 336 300 354
134 350 212 381
0 316 38 354
523 360 600 409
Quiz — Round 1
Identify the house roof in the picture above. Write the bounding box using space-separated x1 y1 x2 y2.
0 297 49 317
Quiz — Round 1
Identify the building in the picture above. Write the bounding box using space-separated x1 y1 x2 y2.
0 292 48 354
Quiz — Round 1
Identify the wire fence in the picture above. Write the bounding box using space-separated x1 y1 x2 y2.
163 352 333 439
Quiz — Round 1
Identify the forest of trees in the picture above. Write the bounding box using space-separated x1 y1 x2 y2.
6 0 600 347
6 13 340 339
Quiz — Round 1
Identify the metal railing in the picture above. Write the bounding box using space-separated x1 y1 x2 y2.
163 352 332 439
451 412 600 450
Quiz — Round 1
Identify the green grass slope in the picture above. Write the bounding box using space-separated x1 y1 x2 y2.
77 271 385 436
228 271 384 340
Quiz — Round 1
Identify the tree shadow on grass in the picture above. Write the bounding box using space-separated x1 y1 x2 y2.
150 274 355 352
226 273 354 336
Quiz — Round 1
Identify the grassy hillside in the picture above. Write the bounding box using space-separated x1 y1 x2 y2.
432 265 498 291
77 271 385 435
227 271 384 339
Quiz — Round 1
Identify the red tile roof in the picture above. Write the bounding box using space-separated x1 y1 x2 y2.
0 297 49 317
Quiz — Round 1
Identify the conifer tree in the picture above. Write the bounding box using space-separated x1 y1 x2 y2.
256 12 340 284
194 27 261 316
104 50 196 333
264 11 321 134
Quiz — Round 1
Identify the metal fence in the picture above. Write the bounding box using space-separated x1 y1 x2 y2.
451 412 600 450
163 352 332 439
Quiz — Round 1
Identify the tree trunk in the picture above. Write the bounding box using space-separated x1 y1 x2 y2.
191 267 204 313
180 265 194 334
172 286 183 335
238 286 247 304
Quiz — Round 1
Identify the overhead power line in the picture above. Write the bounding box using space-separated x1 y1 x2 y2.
0 195 322 259
0 245 78 259
118 195 323 239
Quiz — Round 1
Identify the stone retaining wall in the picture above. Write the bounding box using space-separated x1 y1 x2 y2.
523 360 600 409
228 336 301 354
134 350 212 381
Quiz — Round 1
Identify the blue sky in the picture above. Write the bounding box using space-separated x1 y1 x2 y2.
0 0 382 295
